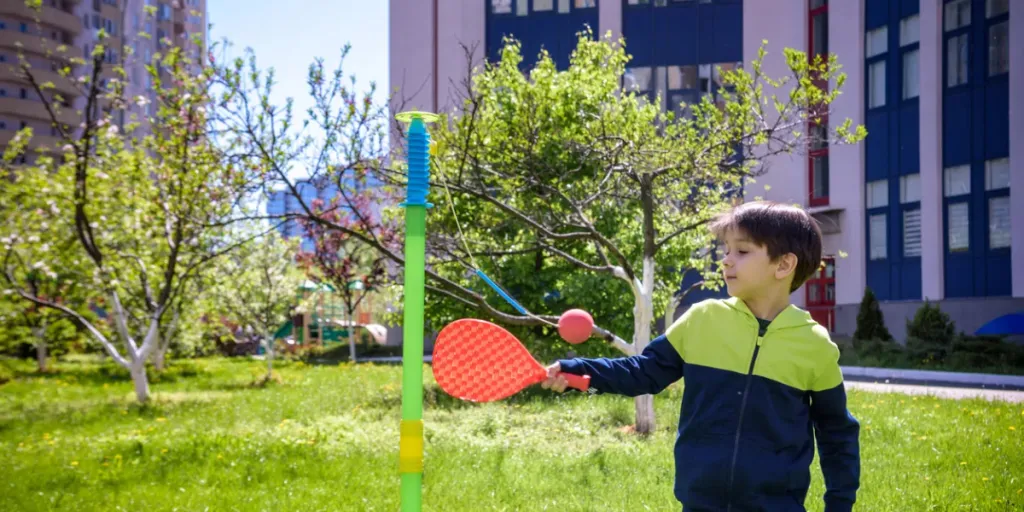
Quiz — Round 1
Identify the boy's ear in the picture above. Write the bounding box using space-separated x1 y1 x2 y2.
774 253 798 281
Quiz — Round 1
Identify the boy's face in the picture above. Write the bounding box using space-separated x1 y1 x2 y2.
719 228 791 300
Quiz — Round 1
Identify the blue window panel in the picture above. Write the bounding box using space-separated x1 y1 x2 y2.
865 112 889 180
867 261 891 301
622 8 654 66
944 252 974 298
622 2 741 67
865 0 888 30
900 260 922 300
986 253 1012 296
656 8 699 64
898 103 920 173
710 2 743 63
984 79 1009 159
942 91 971 166
485 9 598 70
900 0 920 17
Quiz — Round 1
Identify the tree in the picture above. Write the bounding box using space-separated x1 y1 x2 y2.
853 287 892 342
212 230 306 380
212 34 864 434
297 186 399 361
1 35 257 402
402 32 865 433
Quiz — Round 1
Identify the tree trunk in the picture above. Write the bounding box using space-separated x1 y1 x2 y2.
632 257 657 434
129 361 150 403
153 347 167 372
33 320 48 372
633 179 658 434
347 310 358 363
264 335 275 379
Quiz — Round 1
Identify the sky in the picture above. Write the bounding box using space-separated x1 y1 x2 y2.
207 0 390 172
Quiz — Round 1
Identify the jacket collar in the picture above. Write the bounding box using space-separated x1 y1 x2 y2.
723 296 815 332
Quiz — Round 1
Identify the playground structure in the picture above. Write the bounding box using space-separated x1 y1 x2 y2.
273 280 391 352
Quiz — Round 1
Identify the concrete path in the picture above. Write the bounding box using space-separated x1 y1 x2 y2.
845 380 1024 403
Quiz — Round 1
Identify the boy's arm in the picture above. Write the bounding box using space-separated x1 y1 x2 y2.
555 334 684 396
809 347 861 512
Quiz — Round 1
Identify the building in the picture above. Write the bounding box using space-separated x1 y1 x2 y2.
389 0 1020 340
268 179 343 253
0 0 206 161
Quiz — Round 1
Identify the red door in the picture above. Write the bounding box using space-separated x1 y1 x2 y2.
806 256 836 331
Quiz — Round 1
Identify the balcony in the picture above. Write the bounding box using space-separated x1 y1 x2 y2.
0 31 77 61
0 97 80 126
0 129 64 153
0 65 81 99
0 2 83 37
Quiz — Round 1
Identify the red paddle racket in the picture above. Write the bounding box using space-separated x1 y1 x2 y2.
432 318 591 402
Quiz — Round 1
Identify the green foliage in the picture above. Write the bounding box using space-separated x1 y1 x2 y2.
416 30 865 356
906 300 956 345
0 358 1021 510
853 287 893 342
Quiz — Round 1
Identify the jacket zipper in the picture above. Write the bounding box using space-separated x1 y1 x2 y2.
725 330 764 512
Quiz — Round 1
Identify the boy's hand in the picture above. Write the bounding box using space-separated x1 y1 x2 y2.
540 362 569 393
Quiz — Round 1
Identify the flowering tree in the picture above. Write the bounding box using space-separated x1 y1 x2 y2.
0 40 257 402
212 229 306 380
297 185 399 362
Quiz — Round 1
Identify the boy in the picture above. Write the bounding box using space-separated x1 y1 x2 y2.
543 201 860 511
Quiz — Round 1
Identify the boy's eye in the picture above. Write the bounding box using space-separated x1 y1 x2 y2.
737 250 748 255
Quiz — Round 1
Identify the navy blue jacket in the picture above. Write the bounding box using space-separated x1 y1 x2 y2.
558 298 860 511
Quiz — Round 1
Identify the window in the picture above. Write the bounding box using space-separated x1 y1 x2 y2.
19 22 28 33
948 202 970 251
574 0 596 7
988 21 1008 76
903 49 919 99
623 67 652 92
900 15 920 46
900 174 921 203
533 0 554 10
866 179 888 208
945 0 971 31
558 0 570 12
810 0 827 8
986 0 1009 18
868 61 885 108
517 0 528 15
904 209 922 257
947 33 969 86
866 27 888 57
944 165 971 196
989 196 1011 249
985 158 1010 190
870 214 887 260
492 0 512 13
159 3 172 20
667 65 697 90
811 9 828 58
812 155 829 199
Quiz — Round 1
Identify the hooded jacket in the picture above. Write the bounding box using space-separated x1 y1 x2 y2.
558 297 860 511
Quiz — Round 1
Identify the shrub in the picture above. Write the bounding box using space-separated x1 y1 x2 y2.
853 287 892 342
904 301 956 365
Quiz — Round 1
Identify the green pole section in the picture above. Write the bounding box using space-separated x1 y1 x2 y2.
396 111 437 512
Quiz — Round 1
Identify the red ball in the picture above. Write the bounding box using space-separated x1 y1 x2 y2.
558 309 594 345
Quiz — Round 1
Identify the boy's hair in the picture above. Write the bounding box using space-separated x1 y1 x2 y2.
710 201 823 293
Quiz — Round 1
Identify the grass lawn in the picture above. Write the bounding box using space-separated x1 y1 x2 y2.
1 357 1022 511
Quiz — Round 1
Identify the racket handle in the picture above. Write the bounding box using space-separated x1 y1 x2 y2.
560 372 590 392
